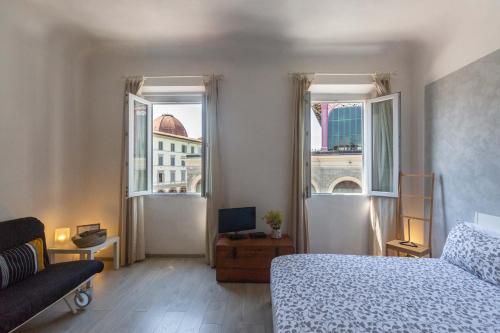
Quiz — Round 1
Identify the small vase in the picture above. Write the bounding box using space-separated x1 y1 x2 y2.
271 229 282 239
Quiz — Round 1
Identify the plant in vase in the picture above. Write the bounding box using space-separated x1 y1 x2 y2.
263 210 283 239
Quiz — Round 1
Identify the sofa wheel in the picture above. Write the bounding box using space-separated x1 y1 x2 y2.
74 291 91 308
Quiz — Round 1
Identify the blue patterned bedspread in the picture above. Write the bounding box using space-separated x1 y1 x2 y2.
271 254 500 333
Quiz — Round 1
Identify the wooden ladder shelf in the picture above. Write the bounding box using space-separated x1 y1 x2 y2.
386 172 435 258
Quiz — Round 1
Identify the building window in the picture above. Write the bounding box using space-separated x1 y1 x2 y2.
332 180 362 193
128 91 204 196
308 93 400 196
191 146 195 154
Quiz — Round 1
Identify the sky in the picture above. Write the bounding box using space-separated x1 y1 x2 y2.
153 104 202 139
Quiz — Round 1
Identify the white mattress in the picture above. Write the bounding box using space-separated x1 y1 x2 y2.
271 254 500 333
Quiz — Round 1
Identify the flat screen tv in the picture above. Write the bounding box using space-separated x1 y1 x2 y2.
218 207 256 233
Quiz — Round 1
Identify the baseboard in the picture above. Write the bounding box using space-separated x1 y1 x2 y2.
146 253 204 258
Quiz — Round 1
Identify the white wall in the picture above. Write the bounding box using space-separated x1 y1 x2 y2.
0 2 90 246
308 195 370 254
86 42 415 255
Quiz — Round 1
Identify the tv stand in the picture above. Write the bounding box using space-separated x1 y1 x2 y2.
227 233 246 240
216 235 294 282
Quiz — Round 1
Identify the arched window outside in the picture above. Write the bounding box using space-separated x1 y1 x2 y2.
333 181 362 193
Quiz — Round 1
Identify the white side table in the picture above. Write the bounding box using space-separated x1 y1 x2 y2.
48 236 120 270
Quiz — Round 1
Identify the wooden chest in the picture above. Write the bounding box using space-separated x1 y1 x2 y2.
215 235 294 283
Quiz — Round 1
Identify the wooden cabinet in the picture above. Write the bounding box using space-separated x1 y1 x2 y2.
216 235 294 283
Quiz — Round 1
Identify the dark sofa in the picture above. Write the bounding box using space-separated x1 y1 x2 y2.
0 217 104 333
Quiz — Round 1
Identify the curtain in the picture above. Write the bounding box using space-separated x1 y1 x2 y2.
369 73 397 256
204 75 224 267
290 74 312 254
119 76 146 265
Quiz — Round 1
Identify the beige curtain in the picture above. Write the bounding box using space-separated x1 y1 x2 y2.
290 74 312 254
204 75 224 267
369 73 397 256
119 76 146 265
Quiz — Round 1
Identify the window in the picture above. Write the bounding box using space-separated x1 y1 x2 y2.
128 88 205 195
310 101 364 194
191 146 195 154
128 94 152 197
366 93 400 196
307 93 400 196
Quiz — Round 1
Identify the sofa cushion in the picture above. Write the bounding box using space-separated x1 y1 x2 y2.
0 260 104 333
0 238 46 289
0 217 50 267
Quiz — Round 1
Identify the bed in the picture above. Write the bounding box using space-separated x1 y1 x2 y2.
271 223 500 333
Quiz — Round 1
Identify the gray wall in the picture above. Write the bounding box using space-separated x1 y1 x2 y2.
425 49 500 256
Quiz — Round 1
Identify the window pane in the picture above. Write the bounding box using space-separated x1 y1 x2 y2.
371 99 393 192
311 102 363 194
132 100 148 193
152 103 203 194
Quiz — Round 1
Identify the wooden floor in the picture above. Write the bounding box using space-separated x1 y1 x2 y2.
19 258 274 333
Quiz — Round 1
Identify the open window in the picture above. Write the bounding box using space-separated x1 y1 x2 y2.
128 93 152 197
127 87 205 197
307 91 400 197
366 92 400 197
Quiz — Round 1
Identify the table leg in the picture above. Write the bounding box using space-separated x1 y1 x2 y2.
113 240 120 270
86 250 94 288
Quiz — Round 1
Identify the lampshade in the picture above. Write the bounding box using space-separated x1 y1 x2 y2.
54 227 71 246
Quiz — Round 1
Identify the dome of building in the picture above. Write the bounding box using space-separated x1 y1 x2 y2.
153 114 188 137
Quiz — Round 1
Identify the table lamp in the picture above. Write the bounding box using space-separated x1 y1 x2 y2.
54 227 71 246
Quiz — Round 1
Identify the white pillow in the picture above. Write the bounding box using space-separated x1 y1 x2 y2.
467 222 500 238
474 212 500 236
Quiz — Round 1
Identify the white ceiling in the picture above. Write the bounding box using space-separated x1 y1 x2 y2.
20 0 500 50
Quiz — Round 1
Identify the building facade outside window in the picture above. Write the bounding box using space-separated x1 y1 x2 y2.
181 170 186 182
170 170 176 183
158 154 164 166
158 141 163 151
170 143 175 152
158 171 164 183
170 155 175 166
182 145 187 153
191 146 195 154
310 102 363 194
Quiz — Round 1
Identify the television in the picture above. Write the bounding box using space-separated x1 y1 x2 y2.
218 207 256 234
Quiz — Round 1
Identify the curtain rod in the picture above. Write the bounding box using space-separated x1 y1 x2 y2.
289 72 397 76
121 74 223 80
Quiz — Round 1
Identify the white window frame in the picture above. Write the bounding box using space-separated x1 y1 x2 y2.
365 92 400 197
307 93 400 197
128 93 153 197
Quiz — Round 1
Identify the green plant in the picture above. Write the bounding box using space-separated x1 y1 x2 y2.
262 210 283 230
